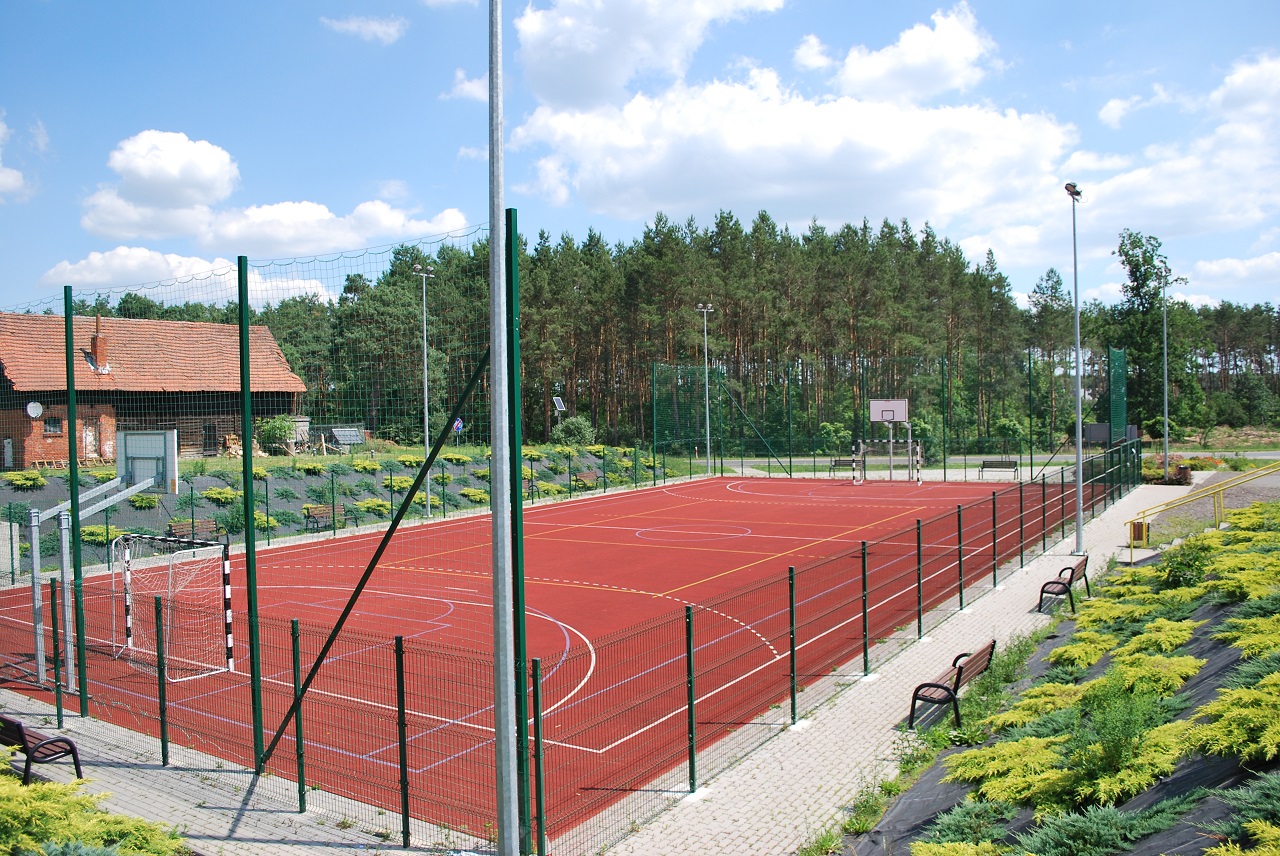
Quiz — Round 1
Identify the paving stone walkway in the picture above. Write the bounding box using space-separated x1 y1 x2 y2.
0 480 1220 855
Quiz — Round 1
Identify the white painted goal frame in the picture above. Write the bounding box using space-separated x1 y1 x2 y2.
108 533 234 681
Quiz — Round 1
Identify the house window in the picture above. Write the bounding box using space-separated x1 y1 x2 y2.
44 417 63 436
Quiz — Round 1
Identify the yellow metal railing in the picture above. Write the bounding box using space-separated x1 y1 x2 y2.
1127 459 1280 561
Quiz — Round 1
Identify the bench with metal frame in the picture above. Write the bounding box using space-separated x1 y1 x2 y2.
0 714 83 784
304 504 346 532
908 639 997 729
167 518 221 541
1038 554 1091 613
978 459 1019 479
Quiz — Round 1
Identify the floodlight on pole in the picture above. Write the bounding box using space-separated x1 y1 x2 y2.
1065 182 1085 555
414 263 435 517
696 303 714 477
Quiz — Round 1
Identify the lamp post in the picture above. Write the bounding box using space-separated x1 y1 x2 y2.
1162 278 1170 482
414 263 435 516
1065 182 1085 554
696 303 714 477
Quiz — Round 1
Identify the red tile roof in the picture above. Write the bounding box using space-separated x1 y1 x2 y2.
0 313 307 394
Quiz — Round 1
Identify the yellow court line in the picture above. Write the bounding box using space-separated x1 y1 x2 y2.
658 504 928 597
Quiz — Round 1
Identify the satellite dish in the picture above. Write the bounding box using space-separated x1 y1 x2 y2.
26 401 43 419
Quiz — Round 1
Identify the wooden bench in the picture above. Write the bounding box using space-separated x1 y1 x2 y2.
168 518 221 541
1038 554 1091 613
828 457 865 479
978 459 1019 479
908 639 997 729
0 713 82 784
572 471 598 490
304 504 345 532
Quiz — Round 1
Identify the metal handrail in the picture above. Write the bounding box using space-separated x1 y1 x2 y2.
1127 459 1280 560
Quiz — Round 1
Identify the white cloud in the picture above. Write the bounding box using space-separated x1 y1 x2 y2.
205 200 468 257
443 68 486 101
1061 150 1133 173
793 34 832 72
0 113 27 200
832 2 997 102
42 247 234 288
514 0 784 108
458 145 487 160
80 130 468 256
1190 252 1280 298
30 119 49 154
108 130 238 207
376 179 411 201
40 247 330 307
420 0 476 6
320 16 408 45
512 65 1072 231
1098 84 1177 129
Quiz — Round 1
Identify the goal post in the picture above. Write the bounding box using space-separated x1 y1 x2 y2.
107 533 233 682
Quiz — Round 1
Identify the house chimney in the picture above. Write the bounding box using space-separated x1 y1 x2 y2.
91 314 107 370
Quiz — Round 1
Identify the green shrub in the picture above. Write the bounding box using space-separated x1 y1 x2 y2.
1207 770 1280 844
253 511 278 532
440 452 473 466
128 494 159 510
273 486 301 502
255 413 295 453
1015 794 1202 856
351 458 380 473
1161 539 1214 588
432 472 453 487
299 461 326 476
550 414 595 446
87 468 117 484
354 498 392 517
2 470 48 490
328 462 354 476
397 454 425 468
0 774 185 854
80 525 126 546
919 799 1018 845
272 509 303 527
2 501 32 524
201 487 241 507
459 487 489 504
214 507 245 535
305 484 332 505
384 475 414 492
174 492 202 511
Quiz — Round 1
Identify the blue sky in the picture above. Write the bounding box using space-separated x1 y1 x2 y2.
2 1 1278 310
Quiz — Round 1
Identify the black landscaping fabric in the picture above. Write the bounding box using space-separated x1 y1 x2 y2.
845 587 1276 855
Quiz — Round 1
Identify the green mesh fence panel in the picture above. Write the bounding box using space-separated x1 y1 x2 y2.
1109 347 1128 445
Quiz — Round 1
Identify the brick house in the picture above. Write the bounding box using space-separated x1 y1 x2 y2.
0 313 306 470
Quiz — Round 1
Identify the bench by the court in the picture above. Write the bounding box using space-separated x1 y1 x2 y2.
908 639 997 729
978 459 1018 479
168 518 220 540
304 504 346 532
0 714 83 784
1038 554 1091 613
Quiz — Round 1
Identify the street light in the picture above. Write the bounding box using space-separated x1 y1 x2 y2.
696 302 714 477
1065 182 1085 555
414 263 435 516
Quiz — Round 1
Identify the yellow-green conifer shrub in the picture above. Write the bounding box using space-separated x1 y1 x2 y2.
0 773 185 854
1189 672 1280 762
1046 631 1118 670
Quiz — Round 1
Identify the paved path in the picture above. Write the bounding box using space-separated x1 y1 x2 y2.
0 480 1239 855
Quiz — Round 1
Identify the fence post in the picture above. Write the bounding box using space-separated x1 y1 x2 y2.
8 503 14 585
291 619 306 813
190 483 196 540
915 520 924 639
264 476 271 547
330 471 337 536
1060 469 1067 540
860 542 870 676
685 605 697 793
956 506 965 611
154 595 169 767
395 635 411 849
788 566 797 725
1041 475 1048 552
532 658 547 856
49 580 64 727
1018 482 1025 567
990 492 998 587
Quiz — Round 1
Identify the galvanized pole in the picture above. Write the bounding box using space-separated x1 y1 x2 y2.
1066 183 1085 554
490 0 519 850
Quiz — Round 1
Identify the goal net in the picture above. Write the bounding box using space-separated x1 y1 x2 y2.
107 534 234 681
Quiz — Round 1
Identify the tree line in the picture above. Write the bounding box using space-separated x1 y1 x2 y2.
69 213 1279 449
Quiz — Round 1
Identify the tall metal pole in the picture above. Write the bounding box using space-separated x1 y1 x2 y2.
415 263 434 516
490 0 519 851
237 258 266 768
62 288 88 714
696 303 713 476
1066 183 1085 554
1162 279 1170 482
